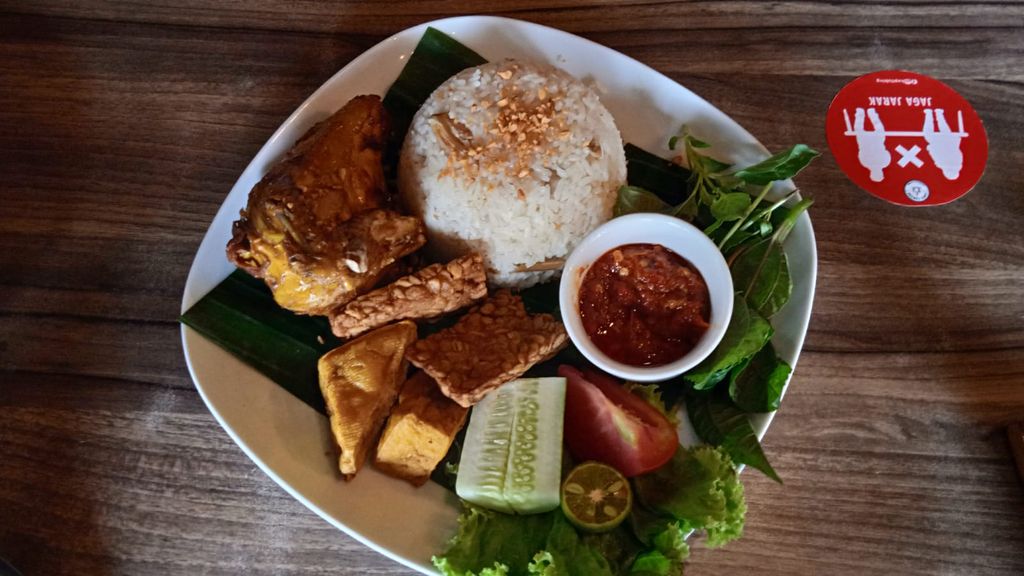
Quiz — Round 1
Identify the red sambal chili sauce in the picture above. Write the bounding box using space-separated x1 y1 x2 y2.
577 243 711 367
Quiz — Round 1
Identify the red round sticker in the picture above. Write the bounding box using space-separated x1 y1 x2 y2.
826 70 988 206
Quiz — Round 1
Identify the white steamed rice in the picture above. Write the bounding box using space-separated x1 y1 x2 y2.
398 59 626 288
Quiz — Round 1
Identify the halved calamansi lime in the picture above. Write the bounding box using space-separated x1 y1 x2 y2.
560 461 632 533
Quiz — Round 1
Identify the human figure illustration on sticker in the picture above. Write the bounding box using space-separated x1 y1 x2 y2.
843 107 968 182
922 108 965 180
851 108 891 182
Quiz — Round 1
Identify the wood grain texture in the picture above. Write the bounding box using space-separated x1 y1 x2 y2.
1 3 1023 575
3 1 1024 34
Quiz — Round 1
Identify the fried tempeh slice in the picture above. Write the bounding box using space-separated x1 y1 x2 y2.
318 321 418 479
374 371 469 486
405 291 568 407
330 253 488 339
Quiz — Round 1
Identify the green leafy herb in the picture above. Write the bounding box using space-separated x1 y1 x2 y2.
620 136 815 240
772 198 814 244
433 507 615 576
433 506 552 576
729 239 792 318
684 294 773 390
686 392 782 483
680 135 710 149
627 522 690 576
717 226 763 256
614 186 674 218
625 383 680 426
732 144 820 185
727 197 812 316
663 129 818 269
179 270 339 414
580 528 645 575
683 132 732 176
713 183 771 250
728 343 791 413
674 192 700 221
714 190 797 255
633 445 747 547
531 514 618 575
709 192 752 222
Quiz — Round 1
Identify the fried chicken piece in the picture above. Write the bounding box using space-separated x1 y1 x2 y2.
405 291 568 407
227 95 426 315
317 321 418 479
374 371 469 486
329 253 488 339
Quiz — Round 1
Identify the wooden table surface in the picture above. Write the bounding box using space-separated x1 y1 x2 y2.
2 2 1023 575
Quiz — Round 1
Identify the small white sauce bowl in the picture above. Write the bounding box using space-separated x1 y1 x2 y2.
559 213 734 382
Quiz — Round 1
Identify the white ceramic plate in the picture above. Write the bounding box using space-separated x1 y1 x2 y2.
180 15 816 575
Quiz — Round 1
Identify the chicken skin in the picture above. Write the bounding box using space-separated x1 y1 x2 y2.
227 95 425 315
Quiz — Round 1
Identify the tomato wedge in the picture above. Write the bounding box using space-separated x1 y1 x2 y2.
558 365 679 477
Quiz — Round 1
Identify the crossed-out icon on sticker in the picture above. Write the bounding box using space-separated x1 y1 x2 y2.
843 107 967 182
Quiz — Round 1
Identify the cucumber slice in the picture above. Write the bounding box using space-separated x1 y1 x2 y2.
455 385 517 513
455 378 566 514
505 379 566 514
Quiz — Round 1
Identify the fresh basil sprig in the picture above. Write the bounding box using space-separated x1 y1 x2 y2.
728 343 791 413
730 198 812 317
617 129 818 256
678 128 817 246
684 294 773 390
686 389 782 483
732 144 820 185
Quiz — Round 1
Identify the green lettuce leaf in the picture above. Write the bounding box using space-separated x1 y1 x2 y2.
433 506 549 576
433 507 614 576
624 383 680 426
434 559 510 576
628 522 690 576
580 527 644 575
633 446 746 548
529 514 616 575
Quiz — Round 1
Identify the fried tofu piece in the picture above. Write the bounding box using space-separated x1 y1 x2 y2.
329 253 488 339
374 371 468 486
227 95 427 315
317 321 418 479
405 291 568 407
